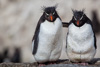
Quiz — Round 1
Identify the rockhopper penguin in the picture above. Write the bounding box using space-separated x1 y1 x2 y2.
66 10 97 64
32 6 63 63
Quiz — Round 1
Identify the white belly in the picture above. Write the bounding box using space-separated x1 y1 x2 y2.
66 23 96 62
33 18 63 63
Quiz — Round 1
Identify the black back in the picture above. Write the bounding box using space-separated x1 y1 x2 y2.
32 6 60 55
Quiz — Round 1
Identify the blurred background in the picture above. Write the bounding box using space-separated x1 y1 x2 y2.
0 0 100 63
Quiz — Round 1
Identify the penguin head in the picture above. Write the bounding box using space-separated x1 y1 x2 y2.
72 10 87 27
43 6 58 22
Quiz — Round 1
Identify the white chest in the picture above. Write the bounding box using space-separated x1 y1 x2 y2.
67 23 94 53
68 23 93 41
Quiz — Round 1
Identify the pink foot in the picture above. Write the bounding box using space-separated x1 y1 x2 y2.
47 62 56 65
50 62 56 64
80 63 88 65
73 62 88 65
39 63 45 67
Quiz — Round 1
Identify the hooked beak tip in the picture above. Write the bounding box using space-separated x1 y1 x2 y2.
50 16 53 21
77 20 79 25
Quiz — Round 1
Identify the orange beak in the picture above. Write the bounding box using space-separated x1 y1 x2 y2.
77 20 79 25
50 16 53 21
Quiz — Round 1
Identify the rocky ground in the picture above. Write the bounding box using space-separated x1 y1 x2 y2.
1 59 100 67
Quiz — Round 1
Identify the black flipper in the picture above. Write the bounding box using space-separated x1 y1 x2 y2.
87 19 97 49
62 22 69 27
94 33 97 49
32 14 45 55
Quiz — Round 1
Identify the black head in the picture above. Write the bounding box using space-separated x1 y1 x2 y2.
42 6 59 22
72 10 88 27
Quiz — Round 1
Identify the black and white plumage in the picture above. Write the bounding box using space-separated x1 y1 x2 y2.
32 6 63 63
66 10 97 63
